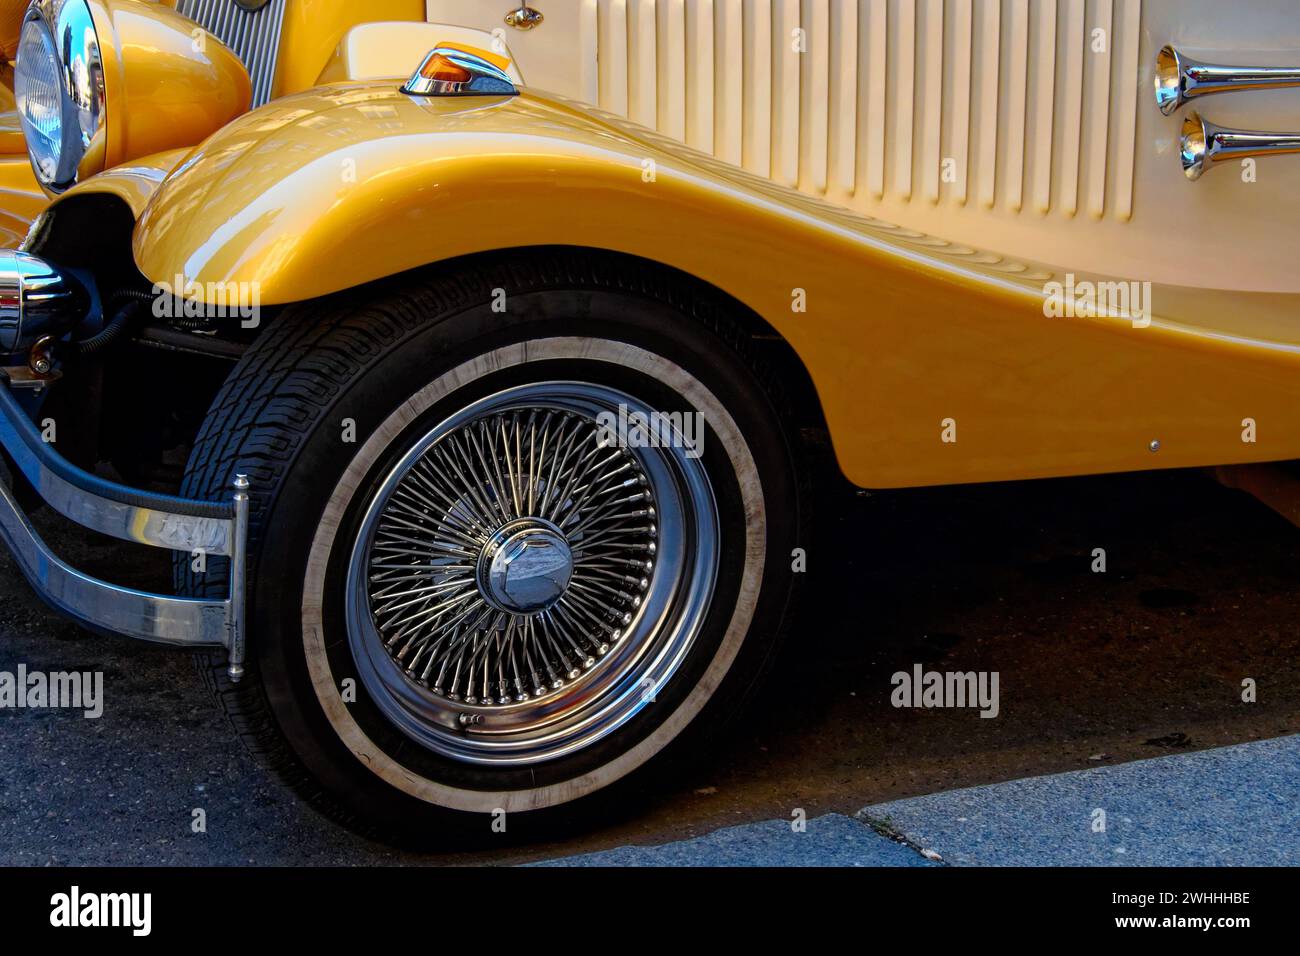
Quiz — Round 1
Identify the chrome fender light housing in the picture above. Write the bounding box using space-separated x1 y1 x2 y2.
402 45 518 97
0 250 88 354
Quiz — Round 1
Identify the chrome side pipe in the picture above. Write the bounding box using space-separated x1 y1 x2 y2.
1180 111 1300 180
1157 45 1300 116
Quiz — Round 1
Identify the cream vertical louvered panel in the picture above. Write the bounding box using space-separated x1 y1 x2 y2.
1110 0 1142 221
1084 0 1115 219
974 0 1000 209
1058 0 1087 216
918 0 945 204
628 0 658 128
743 0 773 177
798 0 831 194
597 0 630 115
946 0 973 205
1003 0 1030 212
580 0 601 104
657 0 687 141
715 0 744 165
586 0 1142 221
827 0 858 194
771 0 801 187
1029 0 1058 214
685 0 715 151
890 1 917 200
862 0 888 199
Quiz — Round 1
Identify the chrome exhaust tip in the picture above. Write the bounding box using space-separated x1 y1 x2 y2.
1180 112 1210 180
1178 111 1300 181
1156 44 1300 116
1155 45 1188 116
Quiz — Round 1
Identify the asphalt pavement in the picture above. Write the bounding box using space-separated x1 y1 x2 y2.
542 734 1300 866
2 468 1298 865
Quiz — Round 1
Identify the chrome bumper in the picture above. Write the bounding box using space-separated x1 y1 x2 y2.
0 374 249 679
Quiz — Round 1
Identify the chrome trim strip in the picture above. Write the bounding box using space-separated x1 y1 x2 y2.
0 385 234 555
227 474 250 680
1180 111 1300 181
0 379 248 672
41 466 232 555
1156 45 1300 116
0 478 227 647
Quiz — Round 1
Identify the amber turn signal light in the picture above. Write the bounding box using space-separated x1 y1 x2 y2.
401 45 518 97
415 53 473 86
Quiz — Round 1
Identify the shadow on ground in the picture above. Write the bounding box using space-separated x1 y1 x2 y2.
1 468 1297 864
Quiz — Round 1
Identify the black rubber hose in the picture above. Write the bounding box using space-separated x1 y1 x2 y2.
159 316 222 331
104 288 156 307
66 288 157 356
144 286 225 331
70 287 222 356
71 299 145 356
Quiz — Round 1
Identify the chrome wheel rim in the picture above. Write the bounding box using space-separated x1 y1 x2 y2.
344 382 719 767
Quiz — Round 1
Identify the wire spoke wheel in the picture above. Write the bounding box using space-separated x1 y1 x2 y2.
345 382 719 766
181 260 799 837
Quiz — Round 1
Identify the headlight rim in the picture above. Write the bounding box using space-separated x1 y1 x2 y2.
15 0 108 195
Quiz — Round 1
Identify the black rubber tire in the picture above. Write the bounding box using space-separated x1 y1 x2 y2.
176 250 807 847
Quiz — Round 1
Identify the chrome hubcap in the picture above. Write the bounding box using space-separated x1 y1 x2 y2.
344 382 718 766
477 518 574 615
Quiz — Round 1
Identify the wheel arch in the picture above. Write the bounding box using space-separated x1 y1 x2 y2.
26 191 835 482
350 245 832 459
24 192 139 283
122 85 1038 489
23 148 191 288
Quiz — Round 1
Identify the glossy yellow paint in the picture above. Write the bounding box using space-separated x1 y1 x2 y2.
0 0 23 61
49 147 189 218
0 154 44 247
80 0 249 196
274 0 425 98
129 85 1300 489
0 108 24 155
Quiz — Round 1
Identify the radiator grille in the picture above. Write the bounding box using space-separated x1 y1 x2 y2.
176 0 288 108
583 0 1142 220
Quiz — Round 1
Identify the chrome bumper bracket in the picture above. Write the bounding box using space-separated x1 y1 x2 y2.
0 376 249 680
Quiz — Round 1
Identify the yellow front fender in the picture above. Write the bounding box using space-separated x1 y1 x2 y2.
128 84 1300 490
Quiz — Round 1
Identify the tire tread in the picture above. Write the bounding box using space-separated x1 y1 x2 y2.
175 250 807 841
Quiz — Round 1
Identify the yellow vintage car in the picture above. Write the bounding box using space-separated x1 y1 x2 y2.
0 0 1296 842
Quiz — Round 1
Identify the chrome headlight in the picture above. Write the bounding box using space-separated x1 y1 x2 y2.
14 0 106 194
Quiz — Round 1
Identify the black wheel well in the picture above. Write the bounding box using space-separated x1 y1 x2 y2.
31 206 833 446
28 222 839 486
307 245 835 453
26 193 142 291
